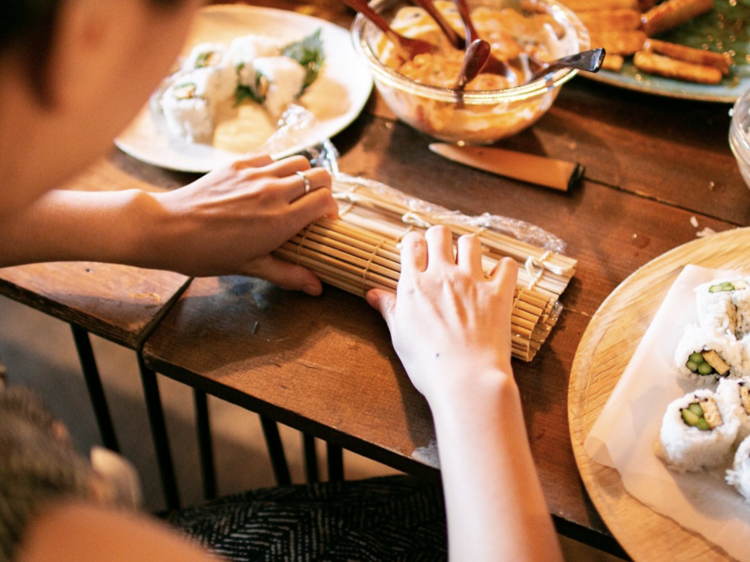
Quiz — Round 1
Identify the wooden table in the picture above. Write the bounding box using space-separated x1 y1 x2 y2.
9 0 750 556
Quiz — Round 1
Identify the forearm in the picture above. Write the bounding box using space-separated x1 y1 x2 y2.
0 189 163 268
430 372 562 562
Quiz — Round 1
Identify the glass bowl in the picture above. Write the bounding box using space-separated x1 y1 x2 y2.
730 88 750 190
351 0 589 143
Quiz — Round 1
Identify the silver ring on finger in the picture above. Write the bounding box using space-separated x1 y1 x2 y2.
296 171 312 196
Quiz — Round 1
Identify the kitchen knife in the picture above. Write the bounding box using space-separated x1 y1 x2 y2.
428 143 584 192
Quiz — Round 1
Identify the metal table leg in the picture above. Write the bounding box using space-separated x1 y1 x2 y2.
259 416 291 486
193 389 217 500
137 355 180 509
302 433 319 483
70 325 120 453
327 443 344 482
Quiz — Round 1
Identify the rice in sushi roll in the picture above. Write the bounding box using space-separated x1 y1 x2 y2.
695 277 750 338
251 56 307 117
228 35 282 89
727 435 750 502
159 67 234 143
674 323 746 380
659 389 739 472
717 377 750 442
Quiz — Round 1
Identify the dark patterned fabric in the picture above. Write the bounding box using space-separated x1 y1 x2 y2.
169 475 448 562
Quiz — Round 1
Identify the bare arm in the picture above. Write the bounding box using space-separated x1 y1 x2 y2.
367 226 562 561
0 154 338 294
17 502 214 562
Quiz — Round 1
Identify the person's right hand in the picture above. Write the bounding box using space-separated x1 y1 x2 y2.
150 154 338 294
366 225 518 405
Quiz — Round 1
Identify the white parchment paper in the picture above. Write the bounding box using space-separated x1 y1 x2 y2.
585 264 750 561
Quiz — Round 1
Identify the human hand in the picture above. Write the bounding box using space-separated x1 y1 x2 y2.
151 154 338 294
366 226 518 405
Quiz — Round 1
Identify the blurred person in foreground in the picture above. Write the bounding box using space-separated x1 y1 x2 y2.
0 1 562 560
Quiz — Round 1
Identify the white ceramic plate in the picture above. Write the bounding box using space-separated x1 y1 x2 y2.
115 5 373 173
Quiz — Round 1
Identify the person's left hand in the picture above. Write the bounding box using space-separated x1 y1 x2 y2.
149 154 338 294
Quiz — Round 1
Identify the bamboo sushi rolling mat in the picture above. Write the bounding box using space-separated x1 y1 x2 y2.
568 227 750 561
274 178 578 362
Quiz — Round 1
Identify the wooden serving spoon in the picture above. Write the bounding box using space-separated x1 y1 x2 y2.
455 39 491 89
412 0 464 50
341 0 434 60
452 0 513 78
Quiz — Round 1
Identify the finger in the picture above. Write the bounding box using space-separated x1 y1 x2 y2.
399 231 427 280
456 234 483 274
491 257 518 297
424 225 455 267
366 288 397 325
266 155 312 178
277 167 332 202
231 153 274 169
287 186 340 224
244 255 323 296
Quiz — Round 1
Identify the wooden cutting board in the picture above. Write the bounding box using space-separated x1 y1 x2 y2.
568 227 750 561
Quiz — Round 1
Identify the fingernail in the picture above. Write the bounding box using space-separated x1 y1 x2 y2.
303 284 321 296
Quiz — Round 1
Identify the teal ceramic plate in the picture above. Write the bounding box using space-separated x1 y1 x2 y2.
584 1 750 103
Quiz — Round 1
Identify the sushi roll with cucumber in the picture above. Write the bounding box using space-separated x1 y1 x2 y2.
159 67 233 143
717 377 750 442
726 435 750 502
182 42 227 71
227 35 282 90
659 389 739 472
250 56 307 117
695 277 750 338
674 324 746 380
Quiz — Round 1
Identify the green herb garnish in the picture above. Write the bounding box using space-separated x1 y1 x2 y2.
282 28 325 90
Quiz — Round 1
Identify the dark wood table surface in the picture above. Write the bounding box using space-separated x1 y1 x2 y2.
6 0 749 556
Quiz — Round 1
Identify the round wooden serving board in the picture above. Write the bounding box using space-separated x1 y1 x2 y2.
569 227 750 561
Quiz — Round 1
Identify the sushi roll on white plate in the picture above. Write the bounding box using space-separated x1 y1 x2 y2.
659 389 739 472
182 42 227 71
159 66 234 143
228 35 282 89
717 377 750 442
674 323 747 380
727 434 750 502
251 56 307 117
695 277 750 338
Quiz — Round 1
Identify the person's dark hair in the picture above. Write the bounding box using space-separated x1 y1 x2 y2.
1 0 186 104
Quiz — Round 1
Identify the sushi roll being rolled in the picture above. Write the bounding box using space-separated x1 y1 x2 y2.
251 56 307 117
726 434 750 502
674 323 746 380
659 389 739 472
717 377 750 442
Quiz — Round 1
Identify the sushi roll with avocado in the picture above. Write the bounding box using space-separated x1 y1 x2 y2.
227 35 282 90
674 324 746 380
659 389 738 472
250 56 307 118
159 67 233 143
717 377 750 442
727 435 750 502
182 42 227 71
695 277 750 338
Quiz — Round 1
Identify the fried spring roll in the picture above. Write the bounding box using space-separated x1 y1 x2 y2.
641 0 714 37
601 54 625 72
633 50 723 84
576 9 641 31
557 0 637 11
644 38 731 74
590 30 646 55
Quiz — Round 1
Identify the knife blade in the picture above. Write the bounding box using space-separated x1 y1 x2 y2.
428 143 584 192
